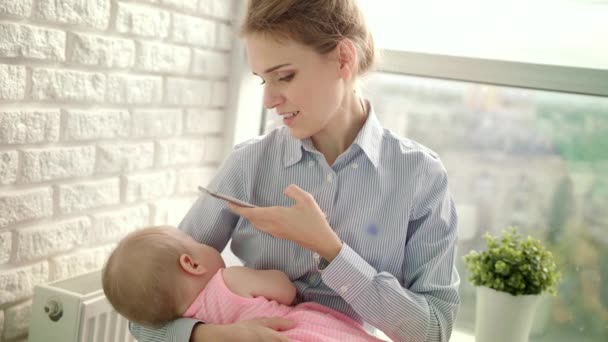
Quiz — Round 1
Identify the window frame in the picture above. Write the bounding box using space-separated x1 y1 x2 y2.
378 49 608 98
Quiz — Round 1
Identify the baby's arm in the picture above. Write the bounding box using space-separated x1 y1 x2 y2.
223 266 296 306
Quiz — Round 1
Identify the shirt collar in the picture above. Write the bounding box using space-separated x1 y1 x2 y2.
283 131 304 168
282 99 383 168
352 100 383 168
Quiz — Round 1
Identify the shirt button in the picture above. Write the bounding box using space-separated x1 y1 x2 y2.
340 285 348 294
326 174 333 183
308 160 315 167
309 273 322 287
313 252 320 262
351 163 359 169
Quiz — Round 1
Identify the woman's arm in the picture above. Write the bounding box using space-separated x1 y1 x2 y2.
321 156 460 342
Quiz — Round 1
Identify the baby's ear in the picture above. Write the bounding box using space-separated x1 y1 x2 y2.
179 254 206 275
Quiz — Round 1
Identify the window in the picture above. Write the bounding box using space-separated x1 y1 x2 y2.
358 0 608 70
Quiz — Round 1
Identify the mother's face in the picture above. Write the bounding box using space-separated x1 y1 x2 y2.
245 34 346 139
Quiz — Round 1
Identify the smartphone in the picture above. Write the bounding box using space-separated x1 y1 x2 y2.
198 186 257 208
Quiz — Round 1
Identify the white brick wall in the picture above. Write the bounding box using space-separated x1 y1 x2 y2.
0 263 49 306
0 65 26 100
0 0 235 339
2 301 31 341
0 1 33 18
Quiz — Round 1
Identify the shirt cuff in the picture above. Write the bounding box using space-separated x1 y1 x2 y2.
320 243 377 303
167 318 202 342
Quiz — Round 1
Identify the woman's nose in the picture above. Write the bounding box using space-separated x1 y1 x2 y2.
263 86 284 109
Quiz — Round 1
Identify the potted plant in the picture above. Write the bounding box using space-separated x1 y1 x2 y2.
464 227 561 342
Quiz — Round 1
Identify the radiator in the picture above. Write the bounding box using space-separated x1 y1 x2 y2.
29 269 136 342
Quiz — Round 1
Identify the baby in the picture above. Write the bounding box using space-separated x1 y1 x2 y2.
102 225 384 342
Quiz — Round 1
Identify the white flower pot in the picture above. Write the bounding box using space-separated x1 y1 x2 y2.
475 286 541 342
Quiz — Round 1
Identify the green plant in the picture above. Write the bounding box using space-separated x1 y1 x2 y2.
464 227 561 296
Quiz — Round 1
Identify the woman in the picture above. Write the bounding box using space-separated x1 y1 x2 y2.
130 0 460 341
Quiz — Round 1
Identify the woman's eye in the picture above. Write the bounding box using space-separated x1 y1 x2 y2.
259 80 266 85
279 73 295 82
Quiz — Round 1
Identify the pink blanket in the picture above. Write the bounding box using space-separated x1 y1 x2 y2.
183 269 384 341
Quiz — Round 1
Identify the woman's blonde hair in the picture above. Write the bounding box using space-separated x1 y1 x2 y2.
240 0 377 75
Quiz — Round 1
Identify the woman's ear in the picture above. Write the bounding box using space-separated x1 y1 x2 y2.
179 254 207 275
336 38 358 81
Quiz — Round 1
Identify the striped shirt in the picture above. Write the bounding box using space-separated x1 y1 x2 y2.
130 101 460 342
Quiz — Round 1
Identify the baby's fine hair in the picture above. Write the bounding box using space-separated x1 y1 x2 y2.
102 226 189 327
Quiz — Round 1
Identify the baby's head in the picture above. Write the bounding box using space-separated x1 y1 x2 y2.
102 225 225 327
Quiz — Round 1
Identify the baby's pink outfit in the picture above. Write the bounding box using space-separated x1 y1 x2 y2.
183 269 384 342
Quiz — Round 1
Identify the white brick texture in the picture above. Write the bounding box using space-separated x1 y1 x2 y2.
31 68 106 102
136 41 191 74
57 178 120 214
0 110 60 144
89 205 149 243
132 109 182 137
124 171 176 202
21 146 96 183
0 262 49 306
68 32 135 68
0 65 26 100
166 78 211 105
0 23 65 61
0 232 11 264
14 217 92 262
50 244 115 281
156 138 206 166
107 74 162 104
35 0 111 30
96 142 155 173
0 0 233 338
162 0 199 11
172 14 215 47
0 188 53 229
199 0 234 20
63 109 130 141
116 2 170 38
0 0 33 17
0 151 18 185
2 301 31 340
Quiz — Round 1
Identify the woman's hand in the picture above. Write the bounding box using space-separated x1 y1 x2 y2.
192 318 295 342
228 184 343 261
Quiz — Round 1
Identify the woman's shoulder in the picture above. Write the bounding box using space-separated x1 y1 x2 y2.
379 128 449 181
382 128 440 162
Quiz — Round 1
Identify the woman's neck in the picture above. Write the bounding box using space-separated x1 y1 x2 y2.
311 93 368 166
